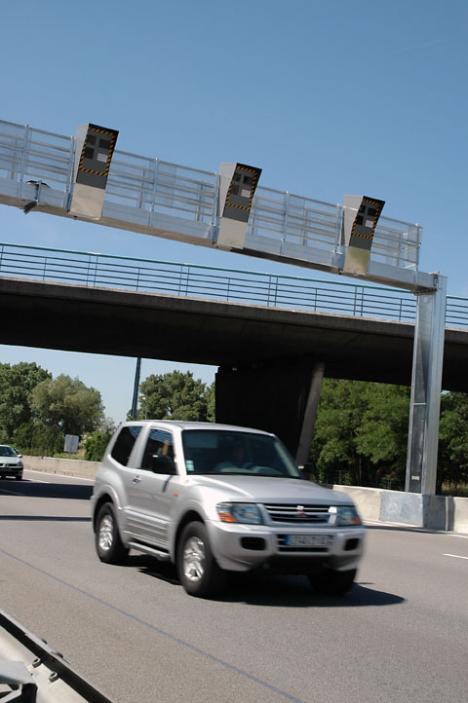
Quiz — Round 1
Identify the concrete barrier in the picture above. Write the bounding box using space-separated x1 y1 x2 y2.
334 483 468 533
23 455 99 480
379 490 424 526
332 485 381 522
453 497 468 534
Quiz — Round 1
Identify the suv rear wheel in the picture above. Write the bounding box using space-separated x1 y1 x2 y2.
309 568 356 595
95 503 128 564
177 521 226 598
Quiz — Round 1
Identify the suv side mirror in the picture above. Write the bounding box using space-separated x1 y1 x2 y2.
299 462 316 481
151 454 176 475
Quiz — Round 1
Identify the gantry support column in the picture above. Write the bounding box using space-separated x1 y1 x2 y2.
405 275 447 495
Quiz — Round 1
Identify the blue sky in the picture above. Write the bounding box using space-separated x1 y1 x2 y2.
1 0 467 421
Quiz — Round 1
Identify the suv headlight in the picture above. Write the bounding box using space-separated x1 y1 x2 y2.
336 505 362 526
216 502 263 525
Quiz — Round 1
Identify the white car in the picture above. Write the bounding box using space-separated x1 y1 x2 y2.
91 421 365 598
0 445 24 480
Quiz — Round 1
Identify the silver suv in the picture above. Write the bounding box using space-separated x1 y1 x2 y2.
91 421 365 598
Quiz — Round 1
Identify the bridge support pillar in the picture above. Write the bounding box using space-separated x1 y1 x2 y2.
295 363 325 467
405 275 447 495
215 358 321 457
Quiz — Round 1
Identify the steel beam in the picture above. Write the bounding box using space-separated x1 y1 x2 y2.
405 275 447 494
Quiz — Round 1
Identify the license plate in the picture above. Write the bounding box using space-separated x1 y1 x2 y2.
284 534 332 548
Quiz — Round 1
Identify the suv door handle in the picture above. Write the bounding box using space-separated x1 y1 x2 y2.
132 475 142 484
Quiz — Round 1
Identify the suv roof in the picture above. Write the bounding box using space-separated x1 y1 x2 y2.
121 420 273 435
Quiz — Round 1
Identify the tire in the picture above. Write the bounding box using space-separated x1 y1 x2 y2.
177 521 226 598
309 568 356 596
15 474 23 481
95 503 128 565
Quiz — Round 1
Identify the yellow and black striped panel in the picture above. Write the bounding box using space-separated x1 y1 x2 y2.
350 227 375 241
88 124 119 138
363 197 384 212
75 123 118 189
225 163 261 210
78 127 117 171
77 166 110 177
224 200 250 212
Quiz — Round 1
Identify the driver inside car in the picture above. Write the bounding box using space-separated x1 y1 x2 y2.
216 442 251 469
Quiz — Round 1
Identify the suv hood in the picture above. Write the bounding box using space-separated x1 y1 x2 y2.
0 457 21 465
191 475 352 505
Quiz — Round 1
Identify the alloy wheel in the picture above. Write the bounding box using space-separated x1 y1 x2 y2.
98 514 114 551
183 536 206 582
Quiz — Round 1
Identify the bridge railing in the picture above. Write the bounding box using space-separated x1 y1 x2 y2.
0 241 466 328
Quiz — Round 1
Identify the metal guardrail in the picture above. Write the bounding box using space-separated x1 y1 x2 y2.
0 241 466 329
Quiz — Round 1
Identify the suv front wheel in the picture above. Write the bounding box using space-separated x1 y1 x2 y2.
177 521 226 598
95 503 128 565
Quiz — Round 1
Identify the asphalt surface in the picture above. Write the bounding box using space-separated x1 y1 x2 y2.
1 470 468 703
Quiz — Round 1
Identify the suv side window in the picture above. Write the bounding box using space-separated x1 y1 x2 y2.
111 425 142 466
141 429 174 471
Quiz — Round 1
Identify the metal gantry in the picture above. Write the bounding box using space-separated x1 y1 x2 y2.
0 118 449 495
0 119 429 290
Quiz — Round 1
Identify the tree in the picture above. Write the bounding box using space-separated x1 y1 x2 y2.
311 380 410 488
30 375 104 437
438 392 468 491
311 380 369 485
0 362 51 442
355 384 409 488
206 382 215 422
139 371 210 421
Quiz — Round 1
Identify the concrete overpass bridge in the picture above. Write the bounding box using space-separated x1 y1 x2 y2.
1 242 468 456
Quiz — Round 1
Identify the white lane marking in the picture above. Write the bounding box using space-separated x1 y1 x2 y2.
24 469 94 484
443 553 468 560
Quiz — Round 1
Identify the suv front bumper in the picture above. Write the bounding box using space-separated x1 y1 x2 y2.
206 520 365 573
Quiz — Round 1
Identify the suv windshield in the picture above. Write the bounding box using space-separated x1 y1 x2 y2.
181 430 301 478
0 446 16 457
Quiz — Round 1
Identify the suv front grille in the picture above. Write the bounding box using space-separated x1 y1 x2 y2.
263 503 331 524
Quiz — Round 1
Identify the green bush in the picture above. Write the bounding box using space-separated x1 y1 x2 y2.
12 421 64 456
83 430 113 461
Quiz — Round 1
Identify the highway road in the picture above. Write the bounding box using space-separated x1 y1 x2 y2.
1 470 468 703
